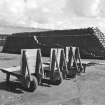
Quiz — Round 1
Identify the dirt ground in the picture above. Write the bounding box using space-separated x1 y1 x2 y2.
0 53 105 105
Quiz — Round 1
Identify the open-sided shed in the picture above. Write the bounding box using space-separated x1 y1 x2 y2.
2 27 105 59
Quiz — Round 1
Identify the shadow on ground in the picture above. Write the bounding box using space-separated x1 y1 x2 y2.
0 81 24 94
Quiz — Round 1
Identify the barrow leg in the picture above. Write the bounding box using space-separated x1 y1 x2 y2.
6 73 10 84
83 64 86 73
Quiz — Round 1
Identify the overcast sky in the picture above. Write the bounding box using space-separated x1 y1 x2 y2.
0 0 105 32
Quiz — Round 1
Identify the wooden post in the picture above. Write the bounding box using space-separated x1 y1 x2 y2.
50 49 56 80
20 50 27 76
35 49 44 84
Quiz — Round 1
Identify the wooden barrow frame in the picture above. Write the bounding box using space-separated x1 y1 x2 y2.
42 48 68 85
0 49 44 92
65 46 87 78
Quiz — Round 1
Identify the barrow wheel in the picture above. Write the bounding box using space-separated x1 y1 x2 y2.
51 71 63 85
52 77 62 85
24 75 38 92
66 67 77 78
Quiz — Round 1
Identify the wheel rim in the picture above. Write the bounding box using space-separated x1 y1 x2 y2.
27 76 38 92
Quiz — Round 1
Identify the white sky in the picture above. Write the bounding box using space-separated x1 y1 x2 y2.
0 0 105 32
